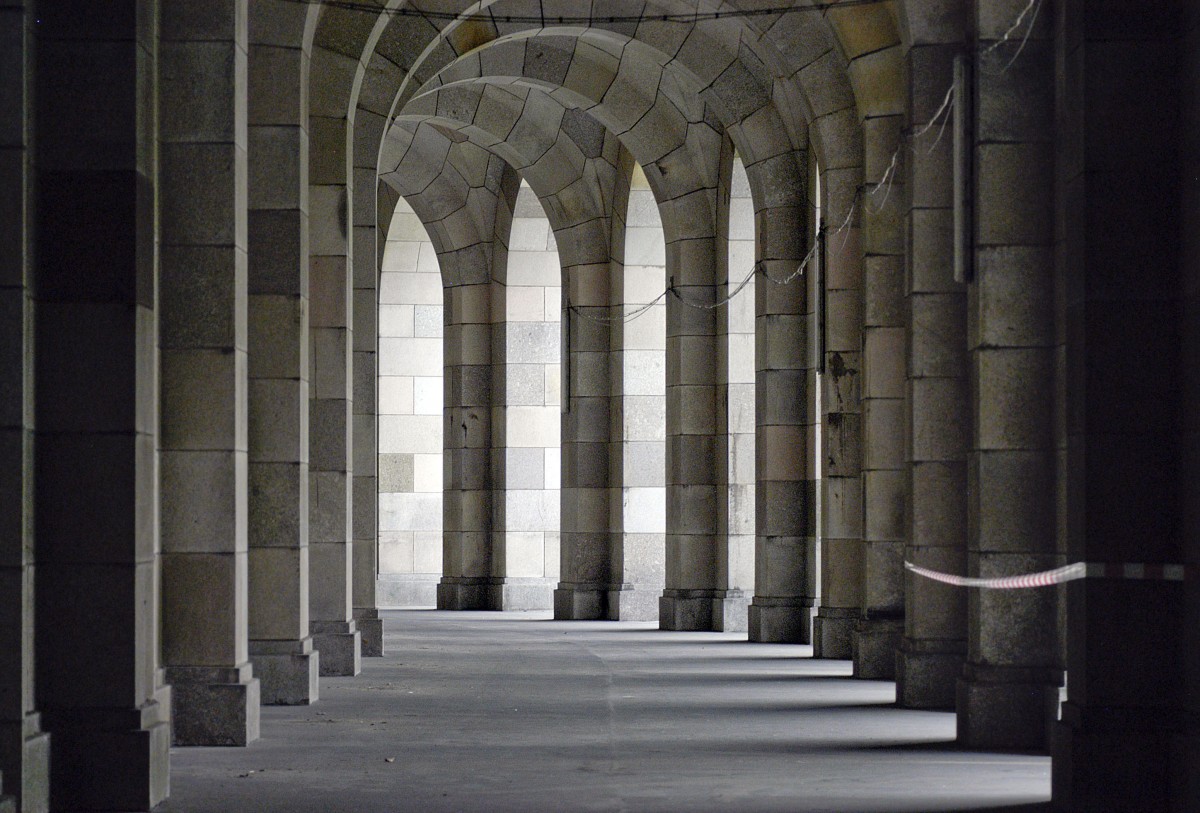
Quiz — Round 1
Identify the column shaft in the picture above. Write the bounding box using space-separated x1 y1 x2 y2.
159 0 260 746
308 111 360 674
1051 3 1195 808
0 4 49 809
556 288 615 619
246 10 319 704
440 280 496 610
713 150 754 632
352 192 382 653
959 5 1059 750
855 116 907 678
897 42 969 709
811 171 863 653
660 234 726 631
33 4 170 807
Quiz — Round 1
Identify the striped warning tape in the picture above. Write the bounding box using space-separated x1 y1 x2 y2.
905 561 1193 589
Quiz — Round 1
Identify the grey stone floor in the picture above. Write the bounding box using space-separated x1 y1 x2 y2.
161 611 1052 813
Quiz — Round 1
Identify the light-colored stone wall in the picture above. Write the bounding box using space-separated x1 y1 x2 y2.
497 183 562 592
377 184 565 606
377 199 446 607
618 166 668 603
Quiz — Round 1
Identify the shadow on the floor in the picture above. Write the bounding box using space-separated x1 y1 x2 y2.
941 805 1053 813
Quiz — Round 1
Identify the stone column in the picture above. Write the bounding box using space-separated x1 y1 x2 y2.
0 4 49 809
853 117 907 678
1052 3 1195 808
897 40 969 710
440 278 496 610
33 2 171 806
958 3 1059 749
492 185 562 612
747 152 817 644
159 0 260 746
245 1 319 704
659 228 727 632
811 173 863 653
309 118 360 675
713 149 754 633
555 261 615 620
352 175 382 655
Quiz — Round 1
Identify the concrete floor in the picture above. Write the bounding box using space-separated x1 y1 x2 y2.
161 611 1052 813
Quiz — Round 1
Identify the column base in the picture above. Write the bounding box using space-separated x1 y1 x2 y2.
895 638 964 709
312 621 362 677
0 713 50 813
44 685 171 812
606 584 660 621
554 582 605 620
748 599 813 643
250 638 319 705
812 607 857 657
355 608 384 657
437 577 493 610
657 590 708 631
488 577 554 611
957 663 1060 750
852 617 903 679
167 664 261 746
1052 702 1198 812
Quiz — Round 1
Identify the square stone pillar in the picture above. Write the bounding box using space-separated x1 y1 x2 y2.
958 7 1060 751
308 112 360 672
556 270 616 620
711 148 754 633
159 0 260 746
352 201 382 653
33 4 171 807
1051 3 1197 809
748 184 819 645
0 5 50 812
440 279 498 611
245 8 320 703
806 175 863 650
854 117 907 679
659 234 729 632
897 41 969 710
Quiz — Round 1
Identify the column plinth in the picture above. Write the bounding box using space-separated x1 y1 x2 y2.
250 638 319 705
658 590 712 631
438 577 494 611
1052 703 1197 812
553 582 605 620
895 637 963 709
44 687 171 811
852 617 903 679
956 663 1060 750
166 665 261 747
311 621 361 677
748 597 812 644
354 609 384 657
659 589 749 632
0 715 49 813
813 607 856 657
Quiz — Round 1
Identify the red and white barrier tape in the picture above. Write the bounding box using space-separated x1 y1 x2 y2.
905 561 1192 589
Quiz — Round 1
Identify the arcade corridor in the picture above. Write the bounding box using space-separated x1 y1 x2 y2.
161 612 1051 813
